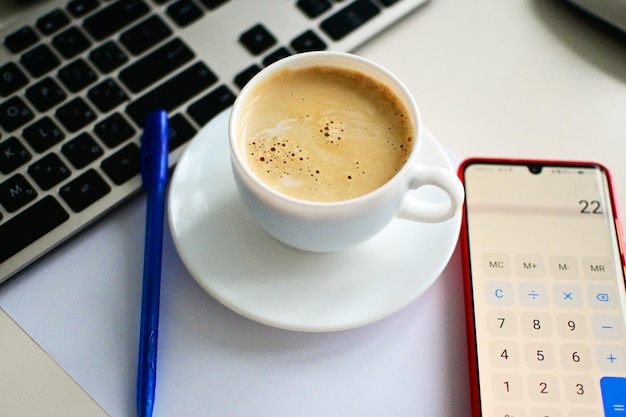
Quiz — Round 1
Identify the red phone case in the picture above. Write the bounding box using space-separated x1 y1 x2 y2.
457 157 625 417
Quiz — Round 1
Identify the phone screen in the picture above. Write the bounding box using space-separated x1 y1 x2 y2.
462 161 626 417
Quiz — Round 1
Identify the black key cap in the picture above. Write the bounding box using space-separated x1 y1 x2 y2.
120 15 172 55
94 112 135 148
0 97 34 132
198 0 228 9
22 117 65 153
36 9 70 35
188 85 235 126
20 44 61 78
0 174 37 212
52 26 91 59
379 0 399 5
55 97 97 132
0 137 32 174
0 63 28 97
0 196 69 263
67 0 100 17
88 41 128 74
59 169 111 212
297 0 332 18
234 65 261 89
61 132 104 169
27 153 71 190
101 142 140 184
58 59 98 92
25 77 67 112
239 24 277 56
167 113 196 150
83 0 149 40
166 0 203 27
290 30 326 52
126 61 217 126
119 38 194 93
4 26 39 54
321 0 380 41
263 47 292 67
87 78 129 112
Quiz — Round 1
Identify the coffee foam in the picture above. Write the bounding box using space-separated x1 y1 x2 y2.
241 66 414 202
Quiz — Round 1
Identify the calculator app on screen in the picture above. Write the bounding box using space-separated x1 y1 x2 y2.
461 161 626 417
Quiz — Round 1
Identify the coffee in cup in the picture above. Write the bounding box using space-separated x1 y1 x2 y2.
241 65 414 202
229 52 464 252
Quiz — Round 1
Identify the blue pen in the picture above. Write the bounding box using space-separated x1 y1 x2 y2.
137 110 169 417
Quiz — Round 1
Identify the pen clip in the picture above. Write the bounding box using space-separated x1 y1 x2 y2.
140 110 169 190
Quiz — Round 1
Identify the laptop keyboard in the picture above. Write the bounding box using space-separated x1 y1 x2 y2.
0 0 429 284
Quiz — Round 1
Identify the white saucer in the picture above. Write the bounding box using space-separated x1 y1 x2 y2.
168 109 462 332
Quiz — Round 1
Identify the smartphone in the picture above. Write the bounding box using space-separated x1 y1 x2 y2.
459 158 626 417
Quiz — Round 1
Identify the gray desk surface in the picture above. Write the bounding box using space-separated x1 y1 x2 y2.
1 1 625 416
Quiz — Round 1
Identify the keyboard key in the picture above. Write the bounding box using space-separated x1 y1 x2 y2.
0 63 29 97
4 26 39 54
0 96 35 132
94 113 135 148
263 47 292 67
167 113 196 150
234 64 261 89
239 24 277 56
321 0 380 41
297 0 332 18
60 169 111 212
52 26 91 59
290 29 326 52
0 196 69 263
126 61 217 126
20 44 61 78
0 174 37 212
87 78 129 112
62 132 104 169
0 137 32 174
66 0 100 17
36 9 70 36
119 38 194 93
83 0 150 40
28 153 71 190
22 116 65 153
55 97 97 132
58 59 98 92
120 15 172 55
198 0 228 9
166 0 203 27
88 41 129 74
188 84 235 126
25 77 67 112
101 142 140 184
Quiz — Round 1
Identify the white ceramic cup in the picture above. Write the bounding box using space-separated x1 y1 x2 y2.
229 51 464 252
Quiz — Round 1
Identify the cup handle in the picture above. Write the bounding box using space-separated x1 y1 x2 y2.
397 164 465 223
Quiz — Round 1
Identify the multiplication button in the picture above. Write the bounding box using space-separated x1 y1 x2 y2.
553 283 583 308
